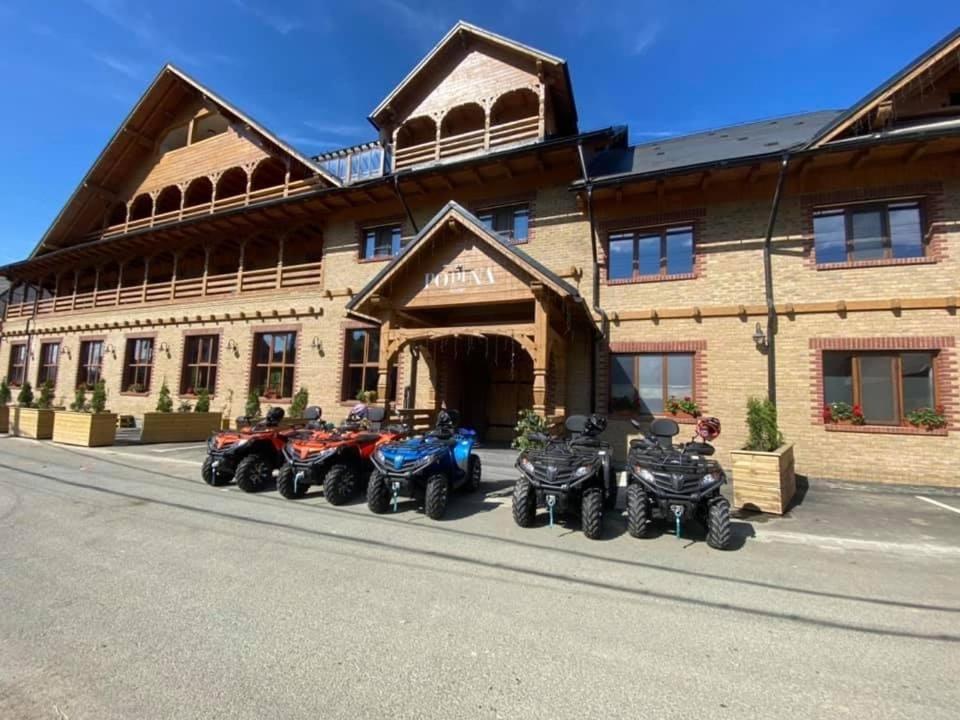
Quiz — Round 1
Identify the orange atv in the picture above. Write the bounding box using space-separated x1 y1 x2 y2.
202 407 318 492
276 405 406 504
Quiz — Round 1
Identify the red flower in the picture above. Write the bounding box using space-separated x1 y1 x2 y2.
822 405 832 422
683 396 691 402
852 404 864 417
935 404 945 415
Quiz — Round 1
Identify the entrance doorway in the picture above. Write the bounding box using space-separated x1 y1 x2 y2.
427 335 533 444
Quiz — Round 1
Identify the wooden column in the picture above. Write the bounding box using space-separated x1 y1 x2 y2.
115 262 125 305
236 241 246 293
201 245 211 296
434 118 442 161
170 252 179 300
532 283 549 416
141 258 150 303
483 102 491 150
283 158 291 198
377 311 393 404
71 271 79 311
92 266 101 305
537 83 546 140
275 236 285 289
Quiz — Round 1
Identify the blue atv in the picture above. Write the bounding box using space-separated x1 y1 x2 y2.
368 409 481 520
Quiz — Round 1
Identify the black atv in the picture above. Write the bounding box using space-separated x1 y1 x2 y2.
625 417 732 550
512 414 615 539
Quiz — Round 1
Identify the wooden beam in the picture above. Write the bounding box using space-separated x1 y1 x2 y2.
903 143 927 163
848 149 871 170
122 126 154 150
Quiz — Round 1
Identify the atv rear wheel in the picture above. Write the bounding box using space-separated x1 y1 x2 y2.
512 477 536 527
324 463 357 506
706 497 732 550
466 454 482 492
626 484 653 538
424 474 449 520
367 471 390 514
235 454 271 493
201 456 230 486
581 488 604 540
277 464 308 499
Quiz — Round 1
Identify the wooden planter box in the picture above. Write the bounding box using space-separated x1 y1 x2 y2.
0 405 8 434
140 412 223 443
732 443 796 515
11 407 55 439
53 412 118 447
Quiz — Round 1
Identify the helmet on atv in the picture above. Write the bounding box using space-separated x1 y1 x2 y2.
696 416 721 441
436 408 460 428
264 407 285 426
347 403 369 423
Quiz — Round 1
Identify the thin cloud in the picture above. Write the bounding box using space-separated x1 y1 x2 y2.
280 133 348 151
630 20 662 55
80 0 207 66
93 53 142 79
231 0 301 35
377 0 447 38
302 121 370 137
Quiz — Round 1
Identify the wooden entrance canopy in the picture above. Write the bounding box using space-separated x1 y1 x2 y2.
347 201 589 416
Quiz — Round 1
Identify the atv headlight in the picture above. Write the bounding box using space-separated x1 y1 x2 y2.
634 467 655 483
573 464 593 479
235 438 251 449
375 449 385 464
519 457 535 475
701 473 719 487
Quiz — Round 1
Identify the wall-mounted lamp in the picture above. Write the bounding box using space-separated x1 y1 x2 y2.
752 322 768 351
158 341 171 358
310 337 324 355
104 343 116 358
61 346 72 359
226 339 240 358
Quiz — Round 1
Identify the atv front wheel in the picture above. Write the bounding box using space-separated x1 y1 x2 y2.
581 488 604 540
424 474 449 520
626 484 652 538
324 463 357 506
512 477 536 527
201 456 230 486
277 464 308 499
466 454 482 492
235 454 271 493
706 497 732 550
367 471 390 514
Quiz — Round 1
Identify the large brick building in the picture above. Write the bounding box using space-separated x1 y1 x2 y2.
1 22 958 485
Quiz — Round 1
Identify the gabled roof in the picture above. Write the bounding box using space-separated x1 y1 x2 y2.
347 201 582 312
369 20 576 130
810 26 960 147
582 111 841 184
33 64 340 258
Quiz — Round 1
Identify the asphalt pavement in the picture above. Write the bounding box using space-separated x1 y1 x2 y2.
0 435 958 719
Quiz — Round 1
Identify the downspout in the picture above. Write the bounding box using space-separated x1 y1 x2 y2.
761 154 790 407
576 141 608 413
22 282 40 385
393 175 419 234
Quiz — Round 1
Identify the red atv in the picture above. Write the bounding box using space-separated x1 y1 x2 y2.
202 407 310 493
276 405 406 504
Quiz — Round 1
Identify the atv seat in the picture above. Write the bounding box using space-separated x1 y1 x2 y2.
650 417 679 450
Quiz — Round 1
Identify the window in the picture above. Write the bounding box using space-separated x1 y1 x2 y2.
159 125 188 153
181 335 219 395
823 351 936 425
251 331 297 399
607 225 694 280
7 344 26 387
77 340 104 389
37 342 60 389
478 204 530 243
813 201 924 264
344 328 380 400
122 338 154 393
190 112 228 143
610 353 694 415
361 224 402 260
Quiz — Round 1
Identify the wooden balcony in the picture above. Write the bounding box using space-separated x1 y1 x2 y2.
393 115 540 172
4 261 323 320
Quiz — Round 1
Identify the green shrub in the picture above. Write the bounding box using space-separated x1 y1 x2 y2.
245 390 261 419
512 409 549 451
194 388 211 413
70 386 89 412
155 381 173 413
290 387 309 418
744 396 783 452
0 378 11 405
355 389 378 403
17 381 34 408
90 380 107 414
36 380 54 410
178 400 193 413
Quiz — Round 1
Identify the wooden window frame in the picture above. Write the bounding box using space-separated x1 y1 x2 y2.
823 350 939 426
7 343 26 387
359 223 403 262
250 330 298 401
36 342 61 390
342 328 380 402
76 339 105 390
476 202 531 244
813 199 926 264
606 224 695 283
609 351 697 418
121 337 155 395
180 334 220 396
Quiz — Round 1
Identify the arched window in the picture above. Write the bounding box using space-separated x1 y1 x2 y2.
154 185 181 216
250 157 286 192
216 167 248 203
440 103 485 138
191 112 229 143
183 176 213 209
129 194 153 222
396 116 436 149
106 201 127 228
490 88 539 126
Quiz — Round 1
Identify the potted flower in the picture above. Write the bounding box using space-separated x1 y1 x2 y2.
290 387 309 419
0 378 10 433
906 405 948 431
140 380 222 443
731 396 796 515
665 395 701 418
823 401 865 426
53 381 117 447
12 380 56 439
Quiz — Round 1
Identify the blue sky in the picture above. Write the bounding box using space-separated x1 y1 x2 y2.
0 0 956 264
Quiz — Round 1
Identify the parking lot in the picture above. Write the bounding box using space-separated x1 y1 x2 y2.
1 435 958 719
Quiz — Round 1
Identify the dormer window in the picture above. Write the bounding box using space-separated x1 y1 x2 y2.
191 112 228 142
159 125 188 153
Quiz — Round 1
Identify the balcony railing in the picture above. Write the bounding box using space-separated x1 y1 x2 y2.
3 261 323 320
393 115 540 172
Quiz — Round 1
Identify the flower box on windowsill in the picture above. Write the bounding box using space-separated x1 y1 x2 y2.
11 407 55 439
140 412 224 444
0 405 8 434
824 423 949 436
52 411 118 447
732 443 796 516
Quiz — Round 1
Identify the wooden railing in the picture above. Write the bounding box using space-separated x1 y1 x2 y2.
393 115 540 171
3 261 323 320
86 177 324 242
